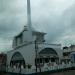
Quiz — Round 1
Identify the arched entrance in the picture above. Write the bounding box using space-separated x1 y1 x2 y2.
36 48 59 66
10 52 25 69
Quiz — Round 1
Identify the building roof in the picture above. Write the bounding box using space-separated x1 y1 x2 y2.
14 27 46 39
70 45 75 48
32 31 46 35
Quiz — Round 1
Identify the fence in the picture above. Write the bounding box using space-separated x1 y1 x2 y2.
6 62 75 74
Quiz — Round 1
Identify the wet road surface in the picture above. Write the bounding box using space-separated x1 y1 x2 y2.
48 70 75 75
1 70 75 75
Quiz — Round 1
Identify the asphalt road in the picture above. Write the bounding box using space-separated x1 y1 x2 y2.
1 70 75 75
48 70 75 75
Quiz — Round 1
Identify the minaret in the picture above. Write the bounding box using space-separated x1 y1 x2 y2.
27 0 32 31
22 0 33 42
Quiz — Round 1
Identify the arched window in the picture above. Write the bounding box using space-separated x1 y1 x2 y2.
10 52 25 69
38 48 59 64
39 48 58 56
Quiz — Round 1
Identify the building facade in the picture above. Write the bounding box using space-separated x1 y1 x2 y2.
63 45 75 63
6 0 63 73
7 25 63 72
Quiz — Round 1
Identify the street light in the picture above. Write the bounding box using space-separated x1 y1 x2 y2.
35 39 45 73
35 40 38 72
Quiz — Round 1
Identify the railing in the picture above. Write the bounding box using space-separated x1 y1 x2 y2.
7 63 75 74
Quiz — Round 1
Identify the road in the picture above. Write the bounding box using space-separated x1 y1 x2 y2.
48 70 75 75
1 70 75 75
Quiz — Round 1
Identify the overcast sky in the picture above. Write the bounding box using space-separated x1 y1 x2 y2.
0 0 75 52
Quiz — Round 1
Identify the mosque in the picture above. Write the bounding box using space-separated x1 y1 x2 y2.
6 0 63 73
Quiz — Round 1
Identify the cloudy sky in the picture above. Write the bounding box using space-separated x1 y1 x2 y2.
0 0 75 52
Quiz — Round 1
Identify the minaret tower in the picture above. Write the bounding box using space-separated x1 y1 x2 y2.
27 0 32 31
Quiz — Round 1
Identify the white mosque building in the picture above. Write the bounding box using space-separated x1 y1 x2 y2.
6 0 63 74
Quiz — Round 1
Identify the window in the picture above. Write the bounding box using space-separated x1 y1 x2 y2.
51 58 55 62
15 33 23 46
18 33 23 44
10 52 25 69
45 58 49 63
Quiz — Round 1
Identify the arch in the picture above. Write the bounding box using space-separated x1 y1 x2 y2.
38 48 59 64
10 52 26 69
39 48 58 56
11 52 24 61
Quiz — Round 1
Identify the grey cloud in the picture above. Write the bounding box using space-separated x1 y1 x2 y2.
52 3 75 45
0 0 75 52
0 0 27 52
